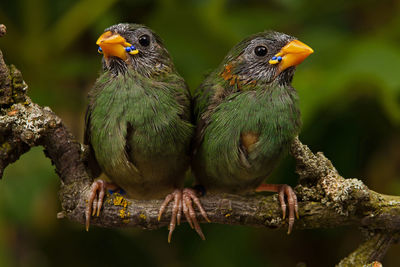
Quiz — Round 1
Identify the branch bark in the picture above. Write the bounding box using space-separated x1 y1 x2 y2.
337 231 398 266
0 24 398 266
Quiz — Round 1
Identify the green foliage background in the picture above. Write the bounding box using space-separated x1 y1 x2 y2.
1 0 400 266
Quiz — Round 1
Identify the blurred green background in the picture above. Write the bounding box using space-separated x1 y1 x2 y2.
1 0 400 266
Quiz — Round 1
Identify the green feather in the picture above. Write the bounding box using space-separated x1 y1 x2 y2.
87 67 193 199
193 79 300 193
192 31 302 194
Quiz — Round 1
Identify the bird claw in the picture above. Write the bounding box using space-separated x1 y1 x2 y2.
158 189 182 243
158 188 210 242
85 180 118 231
277 184 298 234
182 188 210 240
86 180 106 231
256 183 299 234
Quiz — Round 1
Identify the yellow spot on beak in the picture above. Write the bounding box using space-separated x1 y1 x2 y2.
129 49 139 55
269 39 314 74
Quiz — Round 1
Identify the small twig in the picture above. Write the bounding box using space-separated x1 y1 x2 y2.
337 232 398 266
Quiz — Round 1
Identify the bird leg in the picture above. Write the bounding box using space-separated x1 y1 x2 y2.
158 188 210 242
158 189 183 243
256 183 299 234
85 179 119 231
182 188 210 240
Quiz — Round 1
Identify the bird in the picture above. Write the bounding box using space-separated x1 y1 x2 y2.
192 31 313 233
84 23 209 242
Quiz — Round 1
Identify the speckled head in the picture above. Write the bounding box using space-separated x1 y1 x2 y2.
97 23 174 76
220 31 313 86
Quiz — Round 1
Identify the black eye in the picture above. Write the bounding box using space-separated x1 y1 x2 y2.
139 34 150 47
254 46 267 57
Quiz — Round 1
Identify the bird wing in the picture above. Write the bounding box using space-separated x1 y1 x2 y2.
169 75 194 157
84 106 102 178
174 79 192 123
192 74 235 154
124 122 140 173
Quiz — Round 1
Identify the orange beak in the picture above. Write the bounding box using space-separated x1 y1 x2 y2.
269 39 314 74
96 31 138 60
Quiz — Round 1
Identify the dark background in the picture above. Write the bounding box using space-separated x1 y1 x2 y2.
0 0 400 266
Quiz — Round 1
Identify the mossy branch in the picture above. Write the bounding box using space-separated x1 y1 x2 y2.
0 24 395 266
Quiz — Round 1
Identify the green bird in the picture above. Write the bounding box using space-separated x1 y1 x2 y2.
192 31 313 233
84 23 208 242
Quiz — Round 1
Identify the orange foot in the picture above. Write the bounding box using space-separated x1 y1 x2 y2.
256 183 299 234
158 188 210 242
85 180 119 231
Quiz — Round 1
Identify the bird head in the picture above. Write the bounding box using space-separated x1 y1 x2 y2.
220 31 313 86
96 23 173 76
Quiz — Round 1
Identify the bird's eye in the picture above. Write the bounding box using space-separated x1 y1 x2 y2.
254 46 268 57
139 35 150 47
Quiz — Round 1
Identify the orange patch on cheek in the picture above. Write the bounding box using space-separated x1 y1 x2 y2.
241 132 259 152
221 64 233 80
221 63 257 90
222 64 242 88
229 76 237 86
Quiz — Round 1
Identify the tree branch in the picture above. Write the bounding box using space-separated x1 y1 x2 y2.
337 231 398 266
0 24 399 266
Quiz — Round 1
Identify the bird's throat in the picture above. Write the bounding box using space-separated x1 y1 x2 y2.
104 57 128 75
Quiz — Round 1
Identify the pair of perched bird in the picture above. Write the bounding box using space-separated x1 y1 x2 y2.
84 23 313 241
